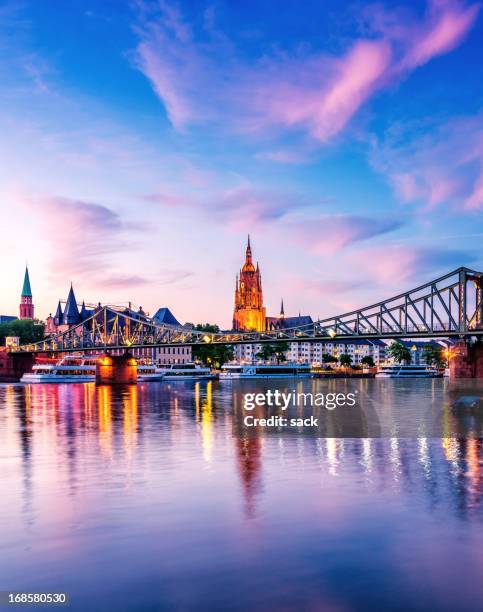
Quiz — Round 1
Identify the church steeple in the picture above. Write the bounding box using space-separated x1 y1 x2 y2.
21 267 32 297
280 299 285 318
19 266 34 319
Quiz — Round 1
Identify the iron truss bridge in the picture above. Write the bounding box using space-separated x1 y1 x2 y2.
11 267 483 354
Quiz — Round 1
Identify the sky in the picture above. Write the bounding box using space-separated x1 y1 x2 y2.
0 0 482 328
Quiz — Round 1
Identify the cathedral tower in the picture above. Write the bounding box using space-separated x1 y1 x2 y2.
19 266 34 320
233 236 266 331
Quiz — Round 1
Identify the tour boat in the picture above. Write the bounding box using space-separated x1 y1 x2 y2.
376 364 440 378
220 363 313 379
158 363 214 381
137 363 165 382
20 355 97 383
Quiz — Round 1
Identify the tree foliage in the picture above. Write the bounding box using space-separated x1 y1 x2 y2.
191 323 234 368
387 342 412 364
339 353 352 367
361 356 375 368
322 353 338 364
423 344 445 367
256 341 290 364
0 319 44 345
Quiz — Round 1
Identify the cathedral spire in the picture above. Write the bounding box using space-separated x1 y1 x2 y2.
245 234 252 265
280 299 285 318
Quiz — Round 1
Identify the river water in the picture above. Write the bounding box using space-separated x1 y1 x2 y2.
1 378 483 611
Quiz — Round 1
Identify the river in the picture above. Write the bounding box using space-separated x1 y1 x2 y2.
1 378 483 611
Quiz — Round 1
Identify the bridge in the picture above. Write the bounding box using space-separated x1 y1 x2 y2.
9 267 483 354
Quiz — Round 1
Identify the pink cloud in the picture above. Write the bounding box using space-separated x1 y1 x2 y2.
371 114 483 211
133 1 479 144
143 184 330 229
21 195 149 287
288 214 403 254
401 1 480 70
249 41 391 142
348 244 475 285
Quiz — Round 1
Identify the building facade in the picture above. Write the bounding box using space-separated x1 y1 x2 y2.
233 339 386 367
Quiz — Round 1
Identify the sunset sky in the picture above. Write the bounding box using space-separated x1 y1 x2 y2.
1 0 483 328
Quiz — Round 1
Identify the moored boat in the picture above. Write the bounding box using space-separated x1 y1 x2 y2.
21 355 96 383
220 363 313 379
376 364 440 378
158 363 214 381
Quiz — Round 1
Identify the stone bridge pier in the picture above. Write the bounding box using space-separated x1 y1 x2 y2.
450 340 483 378
95 352 138 384
0 350 35 382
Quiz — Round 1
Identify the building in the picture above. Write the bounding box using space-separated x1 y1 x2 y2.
152 307 192 364
233 236 266 331
230 238 390 366
233 338 386 366
46 284 95 333
19 266 34 320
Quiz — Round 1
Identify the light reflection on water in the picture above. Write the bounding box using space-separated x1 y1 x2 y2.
0 379 483 611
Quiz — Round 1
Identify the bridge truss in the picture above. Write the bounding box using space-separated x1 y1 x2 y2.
11 267 483 354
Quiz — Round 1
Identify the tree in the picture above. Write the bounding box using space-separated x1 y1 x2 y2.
423 344 445 367
0 319 44 345
361 356 375 368
339 353 352 367
256 341 290 364
387 341 412 364
191 323 234 368
322 353 338 364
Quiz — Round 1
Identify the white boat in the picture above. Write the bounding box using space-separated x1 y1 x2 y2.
376 364 440 378
158 363 214 381
21 355 96 383
220 363 313 379
138 363 165 382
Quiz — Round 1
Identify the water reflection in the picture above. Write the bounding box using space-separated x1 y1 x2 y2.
1 379 483 610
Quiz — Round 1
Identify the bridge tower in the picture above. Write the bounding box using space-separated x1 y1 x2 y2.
19 266 34 320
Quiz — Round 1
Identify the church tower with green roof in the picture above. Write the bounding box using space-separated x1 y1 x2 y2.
19 266 34 320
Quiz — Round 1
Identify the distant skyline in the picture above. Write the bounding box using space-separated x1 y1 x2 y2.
1 0 483 327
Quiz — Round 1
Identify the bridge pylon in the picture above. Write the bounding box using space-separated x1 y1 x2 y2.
95 352 137 385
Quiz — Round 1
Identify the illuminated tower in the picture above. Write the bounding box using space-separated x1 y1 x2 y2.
233 236 266 331
19 266 34 320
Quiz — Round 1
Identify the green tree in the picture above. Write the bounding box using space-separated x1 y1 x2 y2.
0 319 44 345
191 323 234 368
387 341 412 364
256 341 290 364
361 355 375 368
423 344 445 367
339 353 352 367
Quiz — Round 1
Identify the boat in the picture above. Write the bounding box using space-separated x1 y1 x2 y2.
158 363 214 381
20 355 97 383
220 363 313 379
376 364 441 378
137 363 165 382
